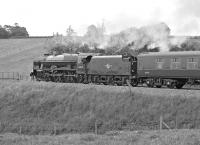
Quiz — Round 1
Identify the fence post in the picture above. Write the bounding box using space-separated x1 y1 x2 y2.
19 125 22 135
95 120 98 134
175 115 178 129
160 115 163 131
54 123 57 135
126 80 132 97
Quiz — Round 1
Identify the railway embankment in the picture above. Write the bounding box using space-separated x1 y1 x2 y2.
0 81 199 134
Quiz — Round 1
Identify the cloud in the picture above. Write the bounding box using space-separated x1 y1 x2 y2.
170 0 200 35
177 0 200 17
1 0 199 36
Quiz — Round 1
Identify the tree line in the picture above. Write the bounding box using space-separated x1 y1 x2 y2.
0 23 29 38
45 24 107 55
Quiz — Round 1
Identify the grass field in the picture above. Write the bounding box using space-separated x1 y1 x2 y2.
0 81 199 135
0 129 200 145
0 38 48 75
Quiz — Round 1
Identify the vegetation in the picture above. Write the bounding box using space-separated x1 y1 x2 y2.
0 129 200 145
0 81 199 135
0 23 29 38
44 24 106 55
170 37 200 51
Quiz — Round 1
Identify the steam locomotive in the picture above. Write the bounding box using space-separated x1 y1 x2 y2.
31 51 200 89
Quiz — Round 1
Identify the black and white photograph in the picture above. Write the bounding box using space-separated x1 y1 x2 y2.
0 0 200 144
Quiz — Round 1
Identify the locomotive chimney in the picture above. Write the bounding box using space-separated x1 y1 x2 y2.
52 50 57 56
44 53 50 56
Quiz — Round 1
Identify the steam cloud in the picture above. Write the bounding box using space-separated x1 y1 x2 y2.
48 23 191 54
106 23 172 52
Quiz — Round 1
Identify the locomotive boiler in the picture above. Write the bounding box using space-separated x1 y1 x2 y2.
32 53 79 82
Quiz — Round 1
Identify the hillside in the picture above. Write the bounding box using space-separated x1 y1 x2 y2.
0 81 199 135
0 38 49 75
1 129 200 145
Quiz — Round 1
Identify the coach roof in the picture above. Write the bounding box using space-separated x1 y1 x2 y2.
138 51 200 57
92 55 122 58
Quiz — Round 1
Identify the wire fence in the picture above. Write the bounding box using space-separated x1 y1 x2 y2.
0 72 30 81
0 116 199 135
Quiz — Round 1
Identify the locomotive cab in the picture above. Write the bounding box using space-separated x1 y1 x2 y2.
122 53 137 75
76 54 94 83
130 56 137 76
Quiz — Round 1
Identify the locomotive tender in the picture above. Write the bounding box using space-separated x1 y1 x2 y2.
78 55 137 86
32 51 200 89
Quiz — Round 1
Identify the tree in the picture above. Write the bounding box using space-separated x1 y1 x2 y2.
49 44 69 55
66 25 76 37
10 24 29 38
170 37 200 51
0 25 10 38
75 43 90 53
84 24 105 49
14 23 19 27
3 23 29 38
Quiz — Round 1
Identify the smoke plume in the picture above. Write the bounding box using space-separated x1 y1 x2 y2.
106 23 172 53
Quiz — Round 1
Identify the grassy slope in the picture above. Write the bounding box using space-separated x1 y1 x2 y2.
0 38 48 75
0 129 200 145
0 81 199 135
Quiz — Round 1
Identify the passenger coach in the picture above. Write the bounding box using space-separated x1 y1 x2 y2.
137 51 200 88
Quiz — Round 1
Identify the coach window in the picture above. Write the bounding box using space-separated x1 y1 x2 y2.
171 58 180 69
187 58 198 69
156 58 164 69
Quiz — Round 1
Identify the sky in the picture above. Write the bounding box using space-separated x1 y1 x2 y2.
0 0 200 36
